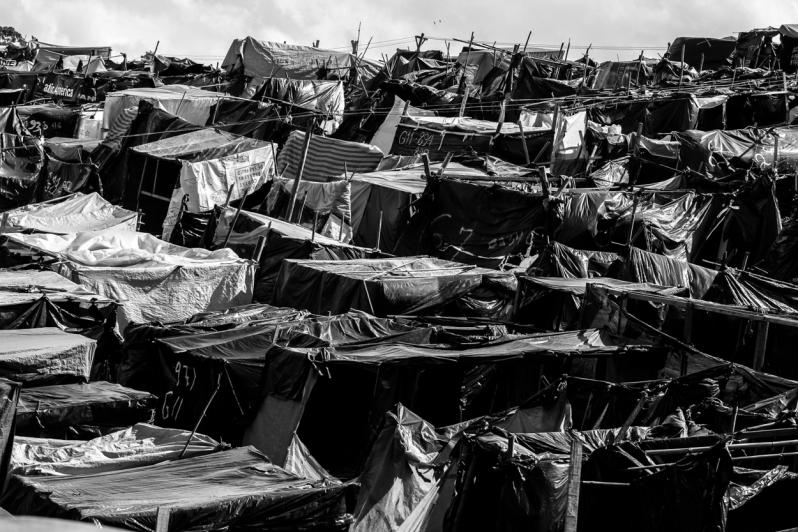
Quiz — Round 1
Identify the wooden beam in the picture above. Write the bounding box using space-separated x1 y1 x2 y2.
564 438 583 532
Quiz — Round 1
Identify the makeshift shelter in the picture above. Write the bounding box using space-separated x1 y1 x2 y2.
0 270 118 380
246 330 664 476
15 381 157 439
0 328 94 386
272 257 517 318
126 128 274 234
2 446 354 531
103 85 224 134
2 192 136 234
0 106 45 210
213 208 381 301
668 37 737 70
277 129 384 182
3 231 255 331
0 377 20 489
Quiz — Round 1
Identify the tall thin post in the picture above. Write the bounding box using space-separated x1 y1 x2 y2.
518 121 531 165
678 44 685 90
375 209 383 251
287 117 317 221
458 32 475 118
564 438 583 532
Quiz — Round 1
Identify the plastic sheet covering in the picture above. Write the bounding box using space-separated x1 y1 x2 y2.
352 405 470 532
3 192 137 234
0 328 94 386
271 257 516 318
528 241 620 278
4 230 255 330
11 423 221 476
0 106 45 210
15 381 156 438
103 85 222 131
622 246 718 298
0 378 21 488
249 78 345 133
213 209 378 301
705 269 798 314
161 145 275 238
130 128 268 162
726 466 798 511
254 331 656 477
1 517 128 532
2 446 353 531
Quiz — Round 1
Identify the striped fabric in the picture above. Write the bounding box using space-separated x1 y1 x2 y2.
105 106 138 144
277 130 383 183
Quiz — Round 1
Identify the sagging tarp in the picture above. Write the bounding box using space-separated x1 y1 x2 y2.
119 307 436 443
553 189 717 261
673 126 798 176
15 381 156 439
395 176 546 268
11 423 221 476
14 104 79 139
0 328 94 386
0 106 45 210
349 167 427 250
588 96 700 136
247 77 345 133
2 446 354 531
0 377 20 490
247 330 663 477
213 209 380 302
668 37 736 70
103 85 223 132
2 192 137 234
0 270 119 381
271 257 517 318
4 231 255 331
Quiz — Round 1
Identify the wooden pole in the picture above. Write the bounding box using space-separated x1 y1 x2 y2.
563 438 583 532
784 72 791 125
252 232 268 263
287 117 316 221
375 209 383 251
155 507 170 532
626 192 640 246
311 210 319 242
753 320 770 371
678 44 685 90
296 190 309 223
564 39 571 62
518 121 531 165
221 186 252 248
699 53 705 74
458 32 475 118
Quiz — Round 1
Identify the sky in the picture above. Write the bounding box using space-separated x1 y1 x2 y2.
4 0 798 64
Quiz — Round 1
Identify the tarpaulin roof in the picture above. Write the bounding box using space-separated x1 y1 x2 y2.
4 231 255 330
11 423 221 476
0 328 94 386
272 256 516 317
520 276 681 296
3 192 137 234
130 128 270 161
103 85 223 131
222 36 373 80
15 381 156 438
0 269 113 306
0 377 20 489
3 446 352 531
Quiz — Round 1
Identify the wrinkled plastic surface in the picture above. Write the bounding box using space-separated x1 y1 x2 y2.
11 422 221 476
2 446 352 531
3 192 136 234
15 381 156 438
0 328 95 386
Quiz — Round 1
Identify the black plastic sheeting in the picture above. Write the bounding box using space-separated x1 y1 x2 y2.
0 106 45 210
1 446 354 531
215 209 382 302
119 305 437 444
272 257 517 319
15 381 156 439
395 176 547 268
253 331 662 478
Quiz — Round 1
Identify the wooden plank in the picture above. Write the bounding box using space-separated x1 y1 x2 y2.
155 507 171 532
564 437 584 532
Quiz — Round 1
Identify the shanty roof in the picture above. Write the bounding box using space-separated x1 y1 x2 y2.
3 192 137 234
131 128 270 161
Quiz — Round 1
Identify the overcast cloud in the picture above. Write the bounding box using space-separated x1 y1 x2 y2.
5 0 798 63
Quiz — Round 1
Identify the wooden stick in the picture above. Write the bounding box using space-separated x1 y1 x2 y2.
252 231 268 263
286 117 316 221
518 122 531 165
311 210 318 242
221 186 251 248
375 209 383 251
563 438 583 532
179 373 222 459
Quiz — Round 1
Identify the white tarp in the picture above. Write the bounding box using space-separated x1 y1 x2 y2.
162 145 275 239
4 231 255 330
0 328 95 385
103 85 223 133
3 192 136 234
12 423 220 476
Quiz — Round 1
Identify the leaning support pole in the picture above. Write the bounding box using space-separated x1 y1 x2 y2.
179 373 222 459
287 116 317 221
